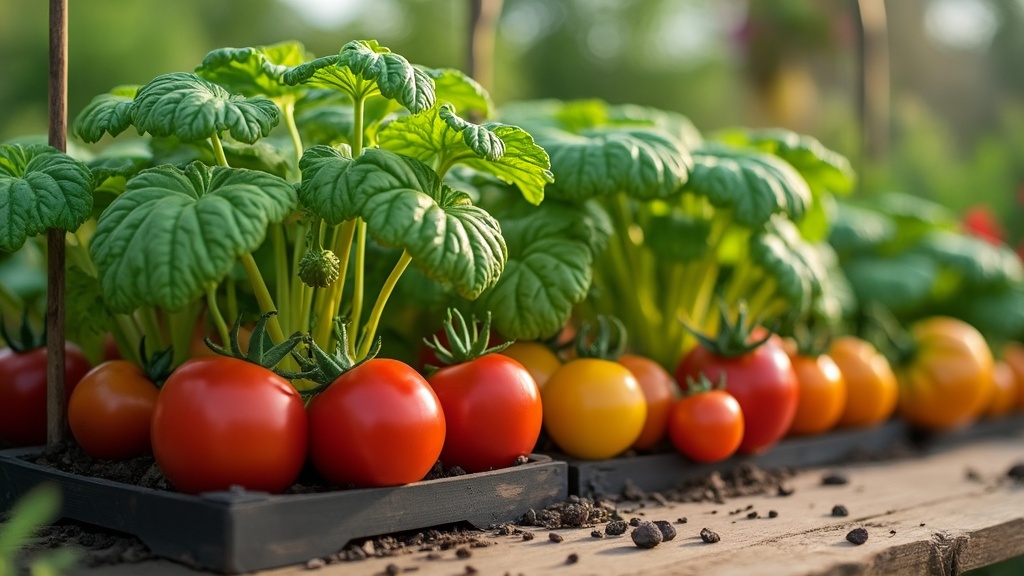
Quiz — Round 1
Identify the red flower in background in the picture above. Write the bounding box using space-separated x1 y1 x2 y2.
961 205 1004 246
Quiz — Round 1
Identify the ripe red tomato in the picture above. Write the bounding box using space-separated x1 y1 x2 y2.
151 357 308 494
0 344 92 446
675 338 798 454
667 390 744 463
619 354 677 451
308 358 446 487
428 354 542 472
68 360 159 460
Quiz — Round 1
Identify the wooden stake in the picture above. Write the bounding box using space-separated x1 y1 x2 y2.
46 0 68 446
467 0 504 100
855 0 890 189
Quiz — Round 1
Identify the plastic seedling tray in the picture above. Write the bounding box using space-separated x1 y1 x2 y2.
0 450 567 574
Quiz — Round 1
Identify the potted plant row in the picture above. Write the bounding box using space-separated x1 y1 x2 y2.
0 38 569 574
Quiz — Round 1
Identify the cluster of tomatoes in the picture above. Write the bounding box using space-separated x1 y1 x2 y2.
2 314 1021 495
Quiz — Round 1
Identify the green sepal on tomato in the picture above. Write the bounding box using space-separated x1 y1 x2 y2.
424 309 543 473
667 374 743 463
675 305 798 455
0 317 93 447
541 316 647 460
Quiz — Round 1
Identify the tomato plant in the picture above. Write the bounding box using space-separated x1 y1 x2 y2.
828 336 898 428
675 309 798 455
667 378 743 463
151 355 307 494
0 331 92 447
541 318 646 460
895 317 993 430
424 310 542 473
784 343 847 436
500 341 562 389
619 353 676 451
307 357 445 487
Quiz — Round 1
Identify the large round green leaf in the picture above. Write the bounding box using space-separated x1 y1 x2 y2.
131 73 280 144
72 85 139 144
0 144 94 252
91 162 296 312
196 41 308 99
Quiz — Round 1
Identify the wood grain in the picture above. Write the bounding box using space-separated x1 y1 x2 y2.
67 433 1024 576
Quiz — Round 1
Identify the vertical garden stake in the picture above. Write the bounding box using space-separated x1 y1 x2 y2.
466 0 504 118
46 0 69 445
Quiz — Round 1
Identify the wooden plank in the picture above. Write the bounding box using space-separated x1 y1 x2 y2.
66 431 1024 576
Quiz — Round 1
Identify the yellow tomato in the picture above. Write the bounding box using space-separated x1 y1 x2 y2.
542 358 646 460
500 341 562 389
896 317 993 430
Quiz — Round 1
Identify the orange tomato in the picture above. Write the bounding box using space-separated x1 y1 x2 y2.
984 360 1018 418
828 336 898 428
786 351 847 436
1002 341 1024 410
619 354 677 451
896 317 993 430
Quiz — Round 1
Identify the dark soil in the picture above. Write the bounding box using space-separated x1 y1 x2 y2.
21 522 154 568
516 495 617 529
831 505 850 517
630 522 662 549
846 527 869 545
699 527 721 544
614 464 796 505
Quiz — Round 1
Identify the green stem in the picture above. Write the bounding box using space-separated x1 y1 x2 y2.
112 314 142 365
137 306 167 351
225 276 238 326
68 231 98 276
205 288 231 350
352 98 365 157
744 278 779 327
281 97 303 171
312 220 356 347
240 251 285 343
0 282 23 318
272 223 290 333
168 303 199 367
348 219 367 356
289 220 310 332
357 250 413 360
210 133 229 167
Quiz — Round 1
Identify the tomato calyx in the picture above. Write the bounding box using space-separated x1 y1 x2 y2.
573 315 627 360
293 319 381 394
422 308 512 375
684 302 773 359
205 312 311 380
0 312 46 353
682 372 726 397
135 337 174 388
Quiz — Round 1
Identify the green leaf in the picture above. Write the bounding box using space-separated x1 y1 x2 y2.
71 85 139 144
0 483 61 556
828 202 895 257
645 212 712 263
131 73 280 143
321 149 505 299
378 104 553 204
0 144 94 252
423 67 493 118
472 198 596 340
954 285 1024 341
196 41 308 99
65 265 113 345
914 230 1024 292
538 126 691 202
749 221 814 314
843 252 937 316
296 104 354 146
607 104 704 150
296 144 355 224
86 138 153 182
283 40 435 114
90 162 296 312
715 128 854 194
687 145 811 228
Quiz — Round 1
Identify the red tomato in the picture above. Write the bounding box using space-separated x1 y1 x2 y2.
308 358 445 487
667 390 744 463
675 338 798 454
619 354 677 451
0 344 92 446
68 360 159 460
428 354 542 472
151 357 307 494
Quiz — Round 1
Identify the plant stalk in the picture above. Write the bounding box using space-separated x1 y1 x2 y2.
357 250 413 360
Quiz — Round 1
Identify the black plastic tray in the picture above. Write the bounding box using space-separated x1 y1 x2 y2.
561 414 1024 497
0 449 567 574
562 420 911 497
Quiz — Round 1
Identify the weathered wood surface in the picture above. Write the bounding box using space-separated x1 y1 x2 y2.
66 431 1024 576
